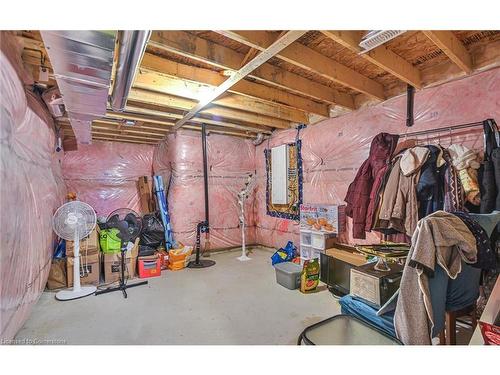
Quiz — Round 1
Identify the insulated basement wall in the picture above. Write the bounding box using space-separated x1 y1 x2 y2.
154 130 256 249
0 32 65 340
255 67 500 249
62 142 154 217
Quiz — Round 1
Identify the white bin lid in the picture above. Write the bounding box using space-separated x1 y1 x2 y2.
274 261 302 274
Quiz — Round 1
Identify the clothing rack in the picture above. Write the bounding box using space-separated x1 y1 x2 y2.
399 119 493 138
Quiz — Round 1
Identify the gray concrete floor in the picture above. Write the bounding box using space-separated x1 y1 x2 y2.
15 248 340 344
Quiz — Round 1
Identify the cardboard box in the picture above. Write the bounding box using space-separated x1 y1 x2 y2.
137 176 155 213
103 240 139 284
67 252 100 287
66 228 99 257
300 204 346 234
47 258 67 290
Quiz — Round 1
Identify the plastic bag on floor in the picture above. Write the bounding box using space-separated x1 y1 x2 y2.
139 212 165 256
271 241 297 265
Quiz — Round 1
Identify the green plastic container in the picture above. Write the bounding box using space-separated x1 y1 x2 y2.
99 228 122 254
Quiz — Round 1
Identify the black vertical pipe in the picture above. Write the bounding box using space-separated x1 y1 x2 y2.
406 84 415 127
202 123 209 232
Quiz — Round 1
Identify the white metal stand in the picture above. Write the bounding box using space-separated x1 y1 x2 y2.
237 174 255 262
56 230 96 301
237 198 251 261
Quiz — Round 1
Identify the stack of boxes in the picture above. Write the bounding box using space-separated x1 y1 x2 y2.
66 228 100 287
65 228 141 287
101 237 139 284
58 223 197 289
299 204 345 263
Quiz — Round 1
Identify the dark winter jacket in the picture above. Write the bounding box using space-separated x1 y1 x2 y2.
452 211 497 271
345 132 399 239
480 119 500 213
417 145 446 218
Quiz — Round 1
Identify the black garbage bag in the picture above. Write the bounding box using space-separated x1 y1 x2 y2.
139 212 165 256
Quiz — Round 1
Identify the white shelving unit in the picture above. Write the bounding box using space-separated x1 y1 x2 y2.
300 229 336 263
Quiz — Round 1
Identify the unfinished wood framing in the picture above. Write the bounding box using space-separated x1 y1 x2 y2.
216 30 386 100
134 68 309 123
321 30 422 88
128 88 291 129
173 30 306 130
422 31 473 73
140 54 331 116
149 31 355 109
18 29 499 145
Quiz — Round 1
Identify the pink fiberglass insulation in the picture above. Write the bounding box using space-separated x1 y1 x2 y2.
154 130 256 249
1 32 65 340
255 68 500 249
62 141 154 217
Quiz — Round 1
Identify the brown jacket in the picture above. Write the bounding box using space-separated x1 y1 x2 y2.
375 147 428 236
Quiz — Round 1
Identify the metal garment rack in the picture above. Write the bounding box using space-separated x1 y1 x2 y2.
399 119 492 138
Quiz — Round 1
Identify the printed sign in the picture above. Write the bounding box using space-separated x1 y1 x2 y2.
300 204 345 234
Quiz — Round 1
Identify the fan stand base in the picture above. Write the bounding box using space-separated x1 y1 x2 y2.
187 259 216 268
56 286 97 301
237 255 251 262
95 280 148 299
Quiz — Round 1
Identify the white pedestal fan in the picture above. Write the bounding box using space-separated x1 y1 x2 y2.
53 201 97 301
237 174 256 261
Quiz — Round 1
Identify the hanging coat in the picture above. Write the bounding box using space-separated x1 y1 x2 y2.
416 145 446 218
480 119 500 213
448 143 481 206
345 132 399 239
376 146 428 236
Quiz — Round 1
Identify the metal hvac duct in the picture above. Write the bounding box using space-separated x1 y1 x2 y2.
109 30 151 112
41 30 117 144
358 31 406 53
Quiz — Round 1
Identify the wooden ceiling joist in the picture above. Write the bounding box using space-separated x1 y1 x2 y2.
92 130 162 141
94 119 171 134
59 122 162 143
93 124 166 137
216 30 386 100
121 105 273 134
141 54 330 117
149 31 355 110
92 137 159 145
422 31 473 73
173 30 306 130
104 109 270 135
127 88 290 129
60 116 260 141
134 68 309 123
128 88 290 129
321 30 422 89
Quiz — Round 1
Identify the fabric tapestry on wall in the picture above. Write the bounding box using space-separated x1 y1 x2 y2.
264 139 304 221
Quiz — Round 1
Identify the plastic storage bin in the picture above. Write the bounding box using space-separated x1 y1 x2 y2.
311 248 324 260
300 230 312 246
138 256 161 278
301 244 313 260
311 232 337 250
274 262 302 290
